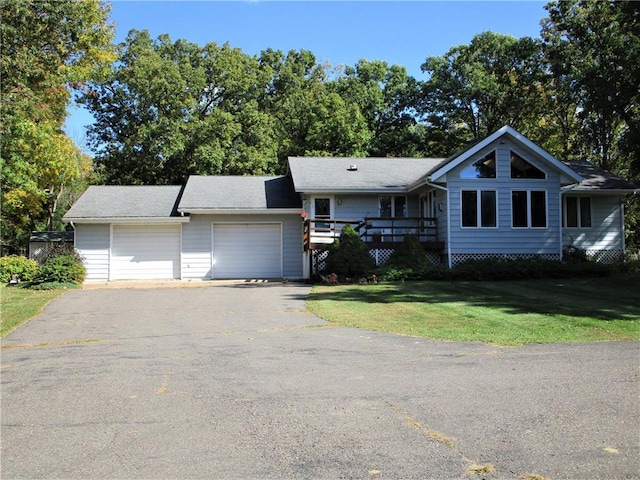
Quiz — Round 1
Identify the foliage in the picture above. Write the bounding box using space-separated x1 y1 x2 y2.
28 254 86 287
0 0 115 253
385 235 431 270
324 225 375 278
0 256 38 283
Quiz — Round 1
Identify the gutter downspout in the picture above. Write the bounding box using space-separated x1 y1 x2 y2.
426 182 451 268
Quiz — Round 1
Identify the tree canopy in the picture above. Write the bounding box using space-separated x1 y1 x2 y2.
2 0 639 250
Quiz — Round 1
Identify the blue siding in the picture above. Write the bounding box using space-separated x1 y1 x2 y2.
564 195 624 251
447 139 562 255
181 214 303 279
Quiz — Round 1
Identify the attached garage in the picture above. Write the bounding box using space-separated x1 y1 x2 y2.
111 224 181 280
212 223 282 279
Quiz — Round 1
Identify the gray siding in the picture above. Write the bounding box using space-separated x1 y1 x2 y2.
181 213 303 279
75 224 110 281
448 139 562 255
564 195 624 251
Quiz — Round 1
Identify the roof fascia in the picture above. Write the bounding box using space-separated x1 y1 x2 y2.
296 187 408 194
178 208 301 215
62 217 190 224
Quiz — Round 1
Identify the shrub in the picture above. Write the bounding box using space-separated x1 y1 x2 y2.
0 256 38 283
325 224 375 278
385 235 430 270
29 254 86 286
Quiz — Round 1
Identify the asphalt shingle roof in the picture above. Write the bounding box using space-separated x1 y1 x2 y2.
63 186 183 219
178 175 301 211
288 157 445 192
564 161 639 192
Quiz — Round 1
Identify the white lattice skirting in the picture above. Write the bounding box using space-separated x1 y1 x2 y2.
585 250 624 263
450 253 560 267
312 247 441 275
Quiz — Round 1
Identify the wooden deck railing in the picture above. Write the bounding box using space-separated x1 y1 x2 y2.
303 217 440 251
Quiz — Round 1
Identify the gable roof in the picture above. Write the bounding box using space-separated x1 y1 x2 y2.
63 186 186 223
418 125 583 186
563 161 639 193
177 175 301 213
288 156 444 193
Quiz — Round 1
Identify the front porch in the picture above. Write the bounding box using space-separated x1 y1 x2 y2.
302 217 444 252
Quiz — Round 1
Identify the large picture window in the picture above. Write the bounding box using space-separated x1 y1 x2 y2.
564 197 591 228
379 196 407 218
461 190 496 228
512 190 547 228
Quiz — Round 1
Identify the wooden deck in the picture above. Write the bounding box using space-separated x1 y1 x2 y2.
303 217 443 252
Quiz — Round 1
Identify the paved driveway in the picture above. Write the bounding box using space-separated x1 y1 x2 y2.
1 283 638 479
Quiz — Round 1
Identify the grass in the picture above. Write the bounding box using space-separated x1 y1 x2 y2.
306 274 640 345
0 285 69 338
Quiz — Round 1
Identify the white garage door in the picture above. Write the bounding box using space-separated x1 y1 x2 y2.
213 223 282 279
111 225 181 280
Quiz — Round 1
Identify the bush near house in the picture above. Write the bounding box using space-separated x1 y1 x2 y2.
0 256 39 283
325 224 375 279
2 250 86 290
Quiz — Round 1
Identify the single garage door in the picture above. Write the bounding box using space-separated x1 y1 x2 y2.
111 225 181 280
213 223 282 279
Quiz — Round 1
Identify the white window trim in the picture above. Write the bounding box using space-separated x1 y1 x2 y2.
563 196 592 229
460 189 498 229
459 150 498 180
511 190 548 229
379 195 408 218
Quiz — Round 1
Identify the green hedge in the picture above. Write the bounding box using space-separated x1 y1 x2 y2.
0 256 38 283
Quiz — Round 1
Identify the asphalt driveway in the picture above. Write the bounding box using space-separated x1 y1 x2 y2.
1 282 638 479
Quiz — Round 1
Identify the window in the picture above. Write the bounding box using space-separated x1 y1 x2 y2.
379 196 407 217
564 197 591 228
510 151 545 179
512 190 547 228
460 151 496 179
462 190 496 228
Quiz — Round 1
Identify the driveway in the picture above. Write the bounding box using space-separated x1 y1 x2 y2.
1 282 638 479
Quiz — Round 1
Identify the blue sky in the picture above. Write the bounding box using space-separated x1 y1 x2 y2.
65 0 549 149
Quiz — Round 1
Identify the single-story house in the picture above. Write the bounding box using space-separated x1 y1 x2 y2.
63 126 638 281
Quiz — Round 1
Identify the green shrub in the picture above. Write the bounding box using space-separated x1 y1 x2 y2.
29 254 86 286
22 281 80 290
385 235 430 270
325 224 375 278
0 256 38 283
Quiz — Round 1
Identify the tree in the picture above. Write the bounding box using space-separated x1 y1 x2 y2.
419 32 547 151
330 59 423 157
0 0 115 253
542 0 640 247
325 225 375 278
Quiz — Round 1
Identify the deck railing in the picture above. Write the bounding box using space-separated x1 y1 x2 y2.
303 217 439 251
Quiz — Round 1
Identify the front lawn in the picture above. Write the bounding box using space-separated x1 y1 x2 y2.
306 275 640 345
0 285 68 338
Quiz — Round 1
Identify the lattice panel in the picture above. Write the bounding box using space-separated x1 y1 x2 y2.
312 249 329 274
451 253 560 267
368 248 394 266
585 250 623 264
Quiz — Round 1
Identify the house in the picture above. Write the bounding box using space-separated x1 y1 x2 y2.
63 126 638 281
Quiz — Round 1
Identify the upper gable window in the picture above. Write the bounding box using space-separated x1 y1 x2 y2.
510 151 545 179
460 151 496 179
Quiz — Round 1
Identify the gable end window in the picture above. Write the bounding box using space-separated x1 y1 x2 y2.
460 151 496 179
511 151 545 179
564 197 591 228
512 190 547 228
461 190 496 228
379 195 407 218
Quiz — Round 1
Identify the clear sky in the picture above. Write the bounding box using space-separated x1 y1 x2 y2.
65 0 549 149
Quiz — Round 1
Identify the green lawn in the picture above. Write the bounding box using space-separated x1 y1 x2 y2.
307 275 640 345
0 285 68 338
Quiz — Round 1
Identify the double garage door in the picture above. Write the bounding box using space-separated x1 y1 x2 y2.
212 223 282 279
